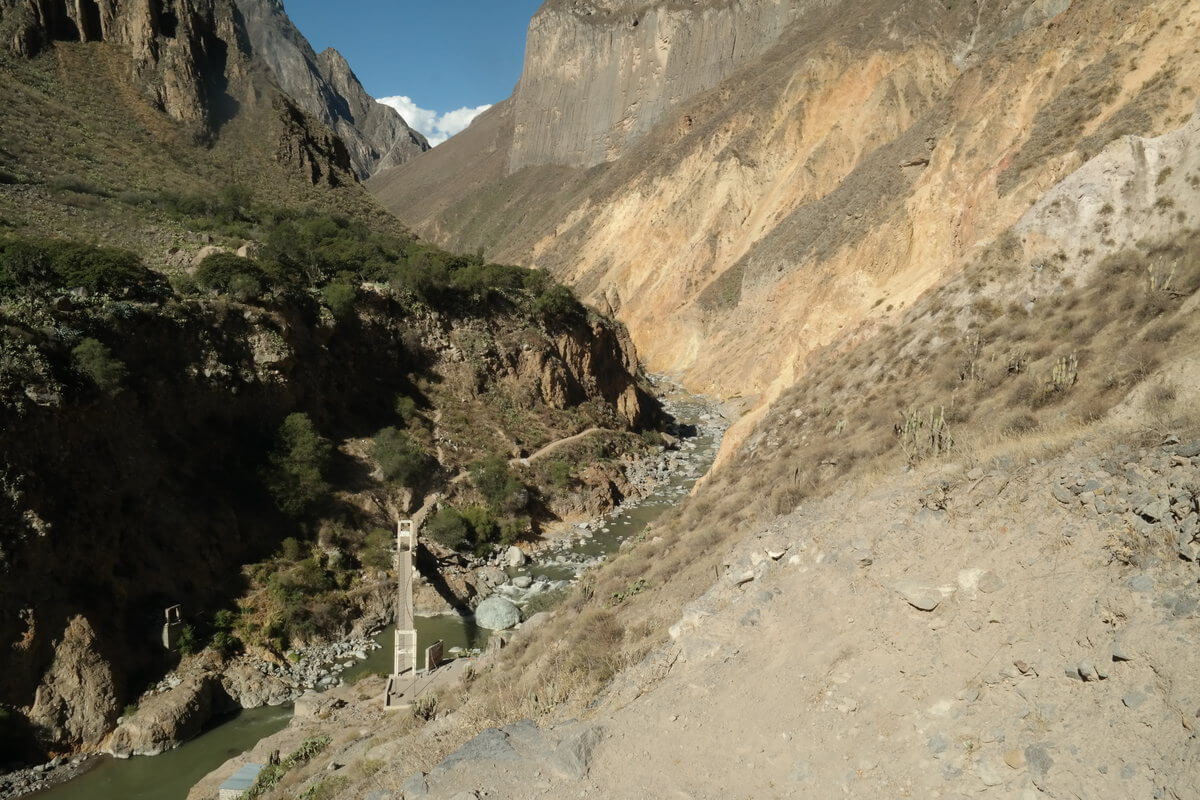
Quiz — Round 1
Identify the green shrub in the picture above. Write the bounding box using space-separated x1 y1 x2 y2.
499 516 530 545
263 413 332 516
425 507 471 550
209 609 241 657
52 242 159 296
361 527 393 570
544 458 573 490
461 505 498 550
370 426 430 486
72 337 127 394
450 262 528 297
425 505 510 553
0 235 165 298
394 395 419 425
533 282 583 320
471 454 526 512
320 279 357 318
194 252 270 301
177 624 199 656
280 536 304 561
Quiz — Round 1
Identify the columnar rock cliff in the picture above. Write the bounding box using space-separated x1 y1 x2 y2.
371 0 1199 411
234 0 429 179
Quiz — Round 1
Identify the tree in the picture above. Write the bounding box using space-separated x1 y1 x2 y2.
471 454 527 512
361 527 393 571
370 427 430 486
425 507 471 550
321 279 357 319
194 252 270 301
533 282 583 320
72 337 127 395
264 413 332 516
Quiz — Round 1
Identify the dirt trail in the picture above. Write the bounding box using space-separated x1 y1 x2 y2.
510 427 604 466
410 427 608 529
405 434 1200 799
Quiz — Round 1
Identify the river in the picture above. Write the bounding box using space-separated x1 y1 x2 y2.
31 380 725 800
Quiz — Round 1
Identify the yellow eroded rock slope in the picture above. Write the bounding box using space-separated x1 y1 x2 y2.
371 0 1198 409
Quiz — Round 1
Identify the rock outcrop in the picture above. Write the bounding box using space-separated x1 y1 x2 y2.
25 616 119 752
0 0 249 134
473 596 521 631
234 0 429 178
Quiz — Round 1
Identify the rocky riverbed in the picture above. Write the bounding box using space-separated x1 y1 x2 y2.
418 378 729 625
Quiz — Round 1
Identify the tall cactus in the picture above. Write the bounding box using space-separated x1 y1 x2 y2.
1050 352 1078 391
898 405 954 462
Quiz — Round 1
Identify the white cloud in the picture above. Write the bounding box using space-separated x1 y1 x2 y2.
376 95 492 146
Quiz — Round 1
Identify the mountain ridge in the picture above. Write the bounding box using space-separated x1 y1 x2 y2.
233 0 430 179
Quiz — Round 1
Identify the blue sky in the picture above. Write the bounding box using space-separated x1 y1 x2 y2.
285 0 544 145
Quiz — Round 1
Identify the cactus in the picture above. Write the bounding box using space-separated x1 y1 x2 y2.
1148 263 1176 293
898 405 954 463
1050 352 1078 391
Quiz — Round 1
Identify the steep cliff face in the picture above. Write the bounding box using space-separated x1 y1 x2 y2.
234 0 429 179
0 0 249 134
0 0 420 182
510 0 803 170
372 0 1198 409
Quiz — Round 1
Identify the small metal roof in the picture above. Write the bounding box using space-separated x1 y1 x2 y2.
219 762 265 791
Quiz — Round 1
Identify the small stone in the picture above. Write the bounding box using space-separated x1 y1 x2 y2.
894 580 943 611
1051 485 1075 504
1128 575 1154 593
977 760 1005 786
1078 660 1099 681
1014 660 1031 675
512 576 533 589
967 467 985 481
735 571 755 586
978 571 1005 593
1004 749 1026 769
1024 744 1053 776
1122 690 1147 709
767 549 786 560
1175 442 1200 458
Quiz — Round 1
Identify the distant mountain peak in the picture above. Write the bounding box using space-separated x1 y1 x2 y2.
234 0 429 179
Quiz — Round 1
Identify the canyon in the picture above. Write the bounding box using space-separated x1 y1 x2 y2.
2 0 1200 798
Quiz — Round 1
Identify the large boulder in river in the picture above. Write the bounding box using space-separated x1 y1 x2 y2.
220 661 297 708
102 675 227 757
505 545 527 567
474 597 522 631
